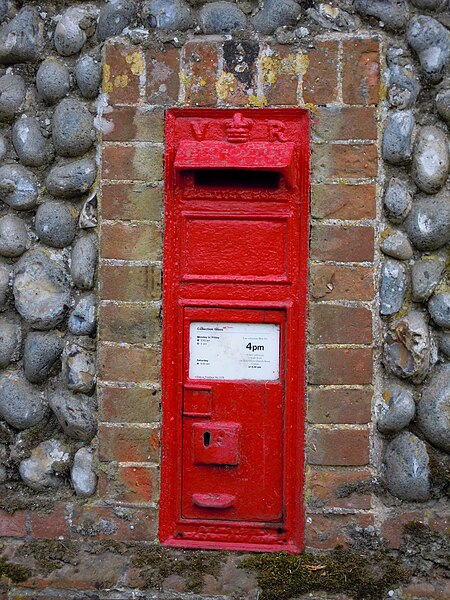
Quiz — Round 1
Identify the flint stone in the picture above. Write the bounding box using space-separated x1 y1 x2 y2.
143 0 193 30
48 386 97 441
36 59 70 105
306 5 358 32
63 343 96 394
78 193 97 229
436 88 450 123
13 249 71 330
0 263 9 309
417 363 450 452
23 331 64 384
0 74 26 120
411 256 445 301
411 0 447 8
0 133 7 161
71 235 98 290
54 7 96 57
19 439 69 491
75 56 102 99
97 0 137 41
71 446 97 497
384 432 430 502
0 214 28 258
382 111 414 165
437 330 450 357
404 191 450 251
412 126 449 194
46 158 97 199
0 1 7 21
377 383 415 434
428 292 450 329
35 201 77 249
199 2 247 34
380 259 407 316
12 116 53 167
384 177 412 223
0 316 21 368
388 63 420 109
53 99 94 158
0 464 6 483
354 0 407 30
407 16 450 84
68 293 97 336
0 164 39 210
0 7 43 64
0 373 47 430
383 310 433 382
252 0 300 34
380 230 413 260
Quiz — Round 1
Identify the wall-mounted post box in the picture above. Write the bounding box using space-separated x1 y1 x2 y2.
160 108 309 552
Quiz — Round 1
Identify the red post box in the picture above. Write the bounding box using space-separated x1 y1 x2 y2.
160 108 309 552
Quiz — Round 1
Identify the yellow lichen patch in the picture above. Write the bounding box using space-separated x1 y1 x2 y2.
216 71 235 101
247 94 268 107
114 74 129 88
302 103 320 114
125 51 145 76
261 53 282 84
102 64 113 93
383 389 392 404
295 53 310 76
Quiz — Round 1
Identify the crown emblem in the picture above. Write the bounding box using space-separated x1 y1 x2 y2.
225 112 253 143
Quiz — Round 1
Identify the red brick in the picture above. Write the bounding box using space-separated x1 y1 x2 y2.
309 348 373 385
342 39 380 105
307 428 370 466
309 304 372 344
102 106 164 142
100 222 162 261
146 45 180 104
102 144 163 182
308 387 372 424
262 45 299 105
70 505 157 541
311 184 376 220
0 510 26 537
304 513 374 550
310 225 374 262
184 41 219 106
312 144 378 180
380 511 430 549
303 41 339 104
99 303 161 344
100 264 162 302
401 580 450 600
219 40 259 106
29 504 70 539
102 183 162 221
98 425 160 462
99 465 158 503
312 107 377 141
307 467 372 509
99 343 160 383
310 265 374 301
99 386 161 423
103 43 143 105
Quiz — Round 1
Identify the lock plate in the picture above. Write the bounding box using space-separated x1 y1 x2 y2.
192 422 241 465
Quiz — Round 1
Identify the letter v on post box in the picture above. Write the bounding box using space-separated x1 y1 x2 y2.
159 108 309 552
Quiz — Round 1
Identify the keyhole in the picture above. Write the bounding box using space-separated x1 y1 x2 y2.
203 431 211 447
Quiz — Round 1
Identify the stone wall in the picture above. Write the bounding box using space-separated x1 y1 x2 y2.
0 1 448 599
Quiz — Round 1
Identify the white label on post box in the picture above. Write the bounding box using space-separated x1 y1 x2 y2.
189 322 280 381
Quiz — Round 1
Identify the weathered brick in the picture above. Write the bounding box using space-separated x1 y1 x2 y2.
99 386 161 423
309 348 373 385
308 387 372 424
146 45 180 104
99 465 158 504
98 343 160 383
311 184 376 220
342 39 380 105
29 504 70 539
307 428 370 466
100 264 162 301
70 505 158 542
310 265 374 301
261 45 300 105
309 305 372 344
102 144 163 181
184 41 219 106
0 510 26 537
103 43 143 105
99 303 161 344
307 467 372 509
100 222 162 261
98 425 160 463
102 106 164 142
312 107 377 141
312 144 378 181
102 183 163 221
302 41 339 104
310 225 374 262
380 511 431 549
304 513 374 550
219 40 259 106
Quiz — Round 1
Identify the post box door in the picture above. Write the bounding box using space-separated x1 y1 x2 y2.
181 307 284 522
